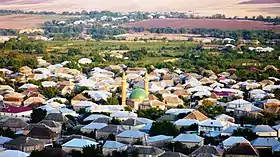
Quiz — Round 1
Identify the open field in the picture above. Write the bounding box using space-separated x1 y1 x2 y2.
0 14 71 29
0 0 280 17
122 18 280 31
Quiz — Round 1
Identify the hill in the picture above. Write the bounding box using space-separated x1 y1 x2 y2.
0 0 279 17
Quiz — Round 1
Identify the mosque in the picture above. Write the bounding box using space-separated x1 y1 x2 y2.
121 72 150 110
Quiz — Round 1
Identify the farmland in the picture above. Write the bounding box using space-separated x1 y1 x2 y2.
0 0 280 17
122 18 280 31
0 14 71 29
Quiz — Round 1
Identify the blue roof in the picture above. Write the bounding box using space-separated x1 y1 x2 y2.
251 138 280 147
253 125 276 133
223 136 249 147
117 130 147 138
103 140 126 149
172 134 203 143
147 135 173 143
140 123 153 131
62 138 98 148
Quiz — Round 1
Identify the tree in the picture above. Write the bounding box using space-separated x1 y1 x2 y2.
198 104 224 118
149 121 180 136
107 133 116 141
138 108 165 120
105 97 119 105
232 128 258 141
110 118 121 125
31 108 47 123
38 86 60 99
82 145 103 157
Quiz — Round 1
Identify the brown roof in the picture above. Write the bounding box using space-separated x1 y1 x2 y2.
44 113 67 123
0 117 28 128
148 94 158 100
72 94 89 101
184 110 208 121
226 143 258 156
264 102 280 114
4 136 44 147
27 125 57 139
190 145 222 157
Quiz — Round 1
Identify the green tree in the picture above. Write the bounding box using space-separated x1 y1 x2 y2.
38 86 60 99
138 108 165 120
149 121 179 136
232 128 258 141
105 97 119 105
31 108 47 123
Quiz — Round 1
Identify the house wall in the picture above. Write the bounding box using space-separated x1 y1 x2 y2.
62 146 83 153
147 139 172 147
103 146 127 156
255 132 277 137
225 155 258 157
116 136 144 144
0 111 32 118
96 132 113 140
181 141 204 148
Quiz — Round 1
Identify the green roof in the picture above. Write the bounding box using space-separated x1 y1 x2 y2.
129 88 148 100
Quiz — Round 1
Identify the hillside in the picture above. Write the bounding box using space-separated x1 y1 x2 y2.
0 0 279 17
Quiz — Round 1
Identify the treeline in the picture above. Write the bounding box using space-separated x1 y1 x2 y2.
128 27 279 41
88 26 126 39
44 25 84 35
0 29 17 36
0 52 38 70
0 9 56 15
0 38 46 54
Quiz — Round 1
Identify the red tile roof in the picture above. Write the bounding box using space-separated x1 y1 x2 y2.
1 106 32 113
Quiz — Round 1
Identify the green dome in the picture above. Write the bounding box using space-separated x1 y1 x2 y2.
129 88 148 100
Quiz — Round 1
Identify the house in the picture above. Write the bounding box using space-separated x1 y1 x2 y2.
110 111 137 120
215 114 235 123
71 94 89 105
127 145 165 157
172 134 204 147
199 119 227 136
251 137 280 149
222 136 249 149
44 113 67 123
146 135 173 147
102 140 127 156
116 130 148 144
0 150 29 157
161 151 188 157
34 147 70 157
62 138 98 153
234 104 263 117
27 125 58 144
174 119 199 129
163 94 184 107
253 125 277 137
4 136 44 153
3 92 25 107
225 142 259 157
39 120 62 134
0 106 32 118
189 145 222 157
83 114 110 122
184 110 208 121
0 117 28 132
19 66 33 76
96 125 125 139
272 124 280 138
81 122 108 133
121 119 145 130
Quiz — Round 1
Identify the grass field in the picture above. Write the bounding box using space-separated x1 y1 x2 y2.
46 40 195 53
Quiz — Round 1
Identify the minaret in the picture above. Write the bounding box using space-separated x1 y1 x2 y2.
144 72 149 93
121 72 127 106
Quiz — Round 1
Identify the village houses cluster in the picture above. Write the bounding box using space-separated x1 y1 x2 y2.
0 55 279 157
